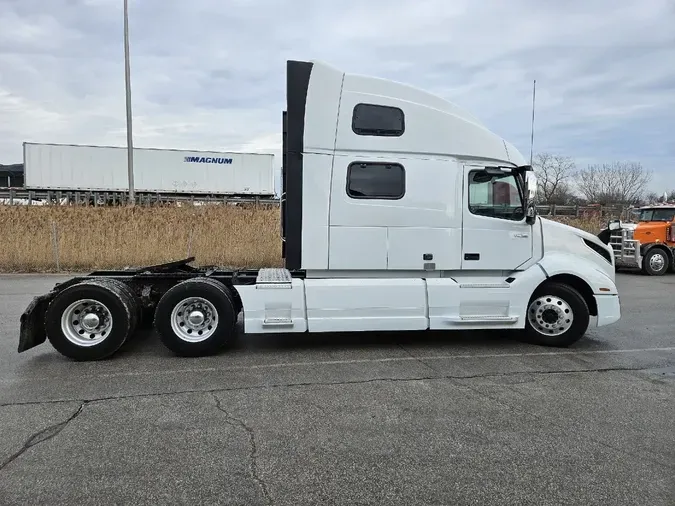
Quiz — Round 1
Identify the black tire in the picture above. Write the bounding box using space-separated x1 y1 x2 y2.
642 248 669 276
101 279 142 342
45 278 137 361
521 282 590 347
153 277 237 357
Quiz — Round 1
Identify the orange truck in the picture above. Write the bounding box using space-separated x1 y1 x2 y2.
600 204 675 275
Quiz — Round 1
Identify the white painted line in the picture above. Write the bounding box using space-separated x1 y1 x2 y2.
81 346 675 379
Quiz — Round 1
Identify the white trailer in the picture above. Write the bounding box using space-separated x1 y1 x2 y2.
18 59 621 361
23 143 275 196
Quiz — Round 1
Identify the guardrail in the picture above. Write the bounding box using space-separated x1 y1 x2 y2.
0 188 281 206
0 189 635 218
534 204 633 220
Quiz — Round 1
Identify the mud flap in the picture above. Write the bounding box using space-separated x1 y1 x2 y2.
18 293 54 353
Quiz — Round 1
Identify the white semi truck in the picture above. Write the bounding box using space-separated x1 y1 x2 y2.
18 60 621 361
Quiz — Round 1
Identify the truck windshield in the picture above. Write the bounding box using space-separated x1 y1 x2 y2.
639 209 675 222
468 170 524 221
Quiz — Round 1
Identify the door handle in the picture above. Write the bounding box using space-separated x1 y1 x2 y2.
464 253 480 261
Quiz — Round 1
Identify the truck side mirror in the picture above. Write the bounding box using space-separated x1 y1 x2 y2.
525 207 536 225
608 219 622 231
525 171 538 202
524 171 538 225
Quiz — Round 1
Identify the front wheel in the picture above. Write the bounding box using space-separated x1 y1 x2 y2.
521 282 590 347
642 248 669 276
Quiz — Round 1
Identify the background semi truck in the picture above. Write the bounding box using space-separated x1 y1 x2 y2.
601 203 675 275
11 142 276 199
18 59 621 362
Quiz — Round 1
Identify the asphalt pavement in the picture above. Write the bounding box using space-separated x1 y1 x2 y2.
0 272 674 505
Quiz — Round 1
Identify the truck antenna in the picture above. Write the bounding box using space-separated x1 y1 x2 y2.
529 79 536 166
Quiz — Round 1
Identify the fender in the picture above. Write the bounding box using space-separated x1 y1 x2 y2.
537 251 617 295
640 242 673 259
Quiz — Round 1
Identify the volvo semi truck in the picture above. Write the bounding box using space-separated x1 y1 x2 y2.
18 59 621 361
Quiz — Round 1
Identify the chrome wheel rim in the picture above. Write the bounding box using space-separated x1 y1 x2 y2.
527 295 573 336
649 252 666 271
60 299 113 347
170 297 218 342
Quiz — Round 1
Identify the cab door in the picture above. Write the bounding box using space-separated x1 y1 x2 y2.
460 164 533 270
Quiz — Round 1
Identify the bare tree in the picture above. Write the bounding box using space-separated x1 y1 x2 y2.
532 153 576 204
575 161 652 205
644 191 659 204
641 190 674 205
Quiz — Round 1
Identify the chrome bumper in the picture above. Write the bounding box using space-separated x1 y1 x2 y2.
609 234 641 268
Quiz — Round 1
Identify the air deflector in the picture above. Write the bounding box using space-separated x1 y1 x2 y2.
282 60 313 270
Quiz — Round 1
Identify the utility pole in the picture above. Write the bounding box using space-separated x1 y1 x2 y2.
123 0 135 205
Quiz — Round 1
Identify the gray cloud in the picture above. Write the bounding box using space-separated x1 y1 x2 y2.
1 0 674 194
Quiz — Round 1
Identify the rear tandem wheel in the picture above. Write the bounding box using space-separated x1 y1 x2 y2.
153 277 239 357
44 278 141 361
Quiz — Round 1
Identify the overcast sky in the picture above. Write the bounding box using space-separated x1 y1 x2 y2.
1 0 673 194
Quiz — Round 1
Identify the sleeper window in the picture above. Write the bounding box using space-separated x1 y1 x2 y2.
347 162 405 200
352 104 405 137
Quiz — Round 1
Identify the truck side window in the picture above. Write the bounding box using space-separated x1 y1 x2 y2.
346 162 405 200
638 209 675 222
468 170 524 221
352 104 405 137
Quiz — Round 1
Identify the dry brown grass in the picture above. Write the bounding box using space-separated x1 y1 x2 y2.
0 205 604 273
539 215 605 234
0 204 282 273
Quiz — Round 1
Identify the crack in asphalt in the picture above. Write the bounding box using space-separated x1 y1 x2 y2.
0 365 657 408
0 365 672 478
211 393 273 506
453 376 675 472
0 402 86 472
396 342 440 375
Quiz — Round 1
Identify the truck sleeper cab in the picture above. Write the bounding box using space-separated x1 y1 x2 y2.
18 60 621 361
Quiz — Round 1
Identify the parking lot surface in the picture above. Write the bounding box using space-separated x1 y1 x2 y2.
1 272 674 505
